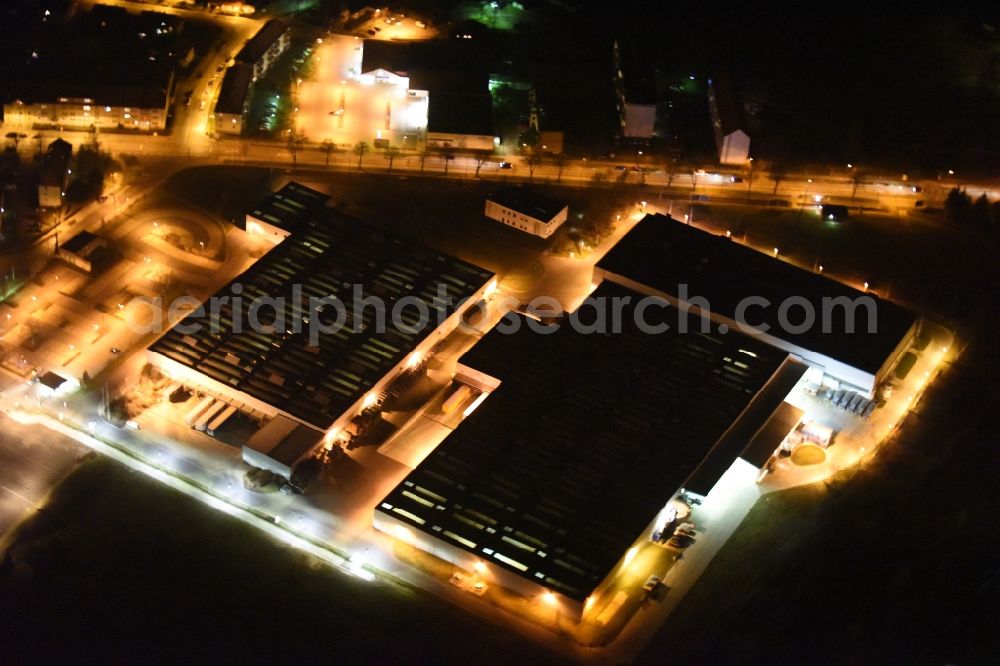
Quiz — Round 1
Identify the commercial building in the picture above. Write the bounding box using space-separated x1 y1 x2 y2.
595 214 920 396
376 280 808 617
235 19 290 80
214 63 254 135
2 5 178 133
240 180 332 242
707 74 750 165
359 39 494 150
148 183 495 476
37 138 72 208
56 230 104 273
484 187 568 238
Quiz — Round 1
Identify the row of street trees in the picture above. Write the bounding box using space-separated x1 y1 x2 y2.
944 188 1000 240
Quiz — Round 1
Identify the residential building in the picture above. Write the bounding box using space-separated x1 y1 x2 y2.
38 138 71 208
707 74 751 164
612 39 658 141
485 187 568 237
2 5 178 133
214 63 254 135
235 19 289 80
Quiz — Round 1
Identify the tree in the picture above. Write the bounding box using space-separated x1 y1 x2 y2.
286 130 305 167
320 139 337 166
944 187 972 227
440 147 455 175
851 168 865 200
972 193 992 233
5 132 26 149
87 125 100 151
383 145 400 173
418 149 429 172
474 153 489 177
553 153 568 183
525 149 543 181
33 134 44 156
770 162 787 195
353 141 369 169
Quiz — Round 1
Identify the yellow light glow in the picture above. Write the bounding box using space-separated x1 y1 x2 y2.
622 546 638 569
362 392 379 409
541 591 557 605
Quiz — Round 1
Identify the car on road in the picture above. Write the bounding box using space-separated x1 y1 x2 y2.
110 347 121 355
614 165 627 171
367 29 376 35
415 20 426 28
642 575 662 592
498 161 513 169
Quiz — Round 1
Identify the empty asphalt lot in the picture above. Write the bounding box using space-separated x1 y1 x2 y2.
0 410 89 539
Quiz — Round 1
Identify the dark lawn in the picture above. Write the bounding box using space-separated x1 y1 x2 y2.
0 458 563 664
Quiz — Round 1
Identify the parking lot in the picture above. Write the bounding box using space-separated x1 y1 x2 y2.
0 411 88 538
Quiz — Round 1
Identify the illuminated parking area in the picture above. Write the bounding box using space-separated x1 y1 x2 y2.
295 36 428 147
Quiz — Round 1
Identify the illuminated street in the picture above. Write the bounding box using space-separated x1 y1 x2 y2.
1 1 998 663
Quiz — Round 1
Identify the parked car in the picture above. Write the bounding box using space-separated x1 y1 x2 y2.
642 575 662 592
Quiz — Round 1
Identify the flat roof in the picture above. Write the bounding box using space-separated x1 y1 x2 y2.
215 63 253 115
40 139 72 188
360 39 488 87
426 92 493 137
708 73 748 135
61 230 98 254
151 190 494 430
247 182 331 233
741 401 804 468
597 214 918 375
246 415 321 466
38 371 68 390
5 5 176 109
685 358 806 493
488 187 567 223
378 281 791 601
235 19 287 66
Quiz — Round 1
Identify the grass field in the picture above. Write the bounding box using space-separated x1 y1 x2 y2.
0 458 561 663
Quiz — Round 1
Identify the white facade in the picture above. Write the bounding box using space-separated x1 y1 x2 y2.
215 111 245 136
484 199 568 238
622 102 656 139
718 129 750 165
4 96 169 133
